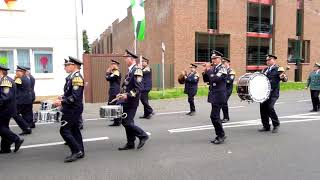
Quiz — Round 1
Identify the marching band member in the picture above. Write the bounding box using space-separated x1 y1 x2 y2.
0 64 24 153
25 67 36 128
259 54 288 133
203 50 227 144
139 56 154 119
106 60 122 126
117 49 149 151
13 66 32 135
54 56 85 162
184 63 199 116
221 58 235 123
306 63 320 112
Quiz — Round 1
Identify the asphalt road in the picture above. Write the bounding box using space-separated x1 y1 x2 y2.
1 90 319 180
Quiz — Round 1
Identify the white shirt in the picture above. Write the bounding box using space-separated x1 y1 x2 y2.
128 63 135 73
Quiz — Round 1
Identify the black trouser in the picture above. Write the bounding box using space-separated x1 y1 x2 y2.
26 103 35 127
60 110 84 154
260 96 280 128
13 104 31 131
122 106 148 146
188 95 196 112
140 91 153 116
108 95 121 124
210 103 225 138
222 93 232 120
0 117 20 152
310 90 320 111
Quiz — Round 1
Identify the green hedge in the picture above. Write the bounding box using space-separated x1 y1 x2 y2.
149 82 306 100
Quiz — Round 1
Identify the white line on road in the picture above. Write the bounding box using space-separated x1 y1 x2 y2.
168 112 320 133
296 99 310 103
15 137 109 150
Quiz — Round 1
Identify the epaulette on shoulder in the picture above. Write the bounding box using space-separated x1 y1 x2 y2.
278 66 285 72
112 69 120 76
15 77 22 84
134 68 143 76
72 76 84 86
1 77 12 87
143 66 151 72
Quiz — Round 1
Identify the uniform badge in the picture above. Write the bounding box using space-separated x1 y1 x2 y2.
212 83 216 86
3 87 10 94
137 76 143 83
73 86 79 90
210 74 214 77
110 74 114 77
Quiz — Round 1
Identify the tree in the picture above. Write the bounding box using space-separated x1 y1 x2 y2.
83 30 91 54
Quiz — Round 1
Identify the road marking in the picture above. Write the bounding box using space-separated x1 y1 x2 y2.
168 112 320 133
296 99 310 103
13 137 109 150
229 106 245 109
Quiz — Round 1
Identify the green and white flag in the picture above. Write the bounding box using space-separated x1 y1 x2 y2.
131 0 146 41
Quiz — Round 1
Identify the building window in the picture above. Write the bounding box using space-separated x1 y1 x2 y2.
195 32 229 62
34 50 53 73
0 50 14 73
247 3 272 34
247 37 270 65
288 39 310 63
17 49 30 67
208 0 218 29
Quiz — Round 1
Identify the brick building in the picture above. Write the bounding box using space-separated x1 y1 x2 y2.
91 0 320 86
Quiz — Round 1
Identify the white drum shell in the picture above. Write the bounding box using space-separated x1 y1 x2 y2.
99 105 123 119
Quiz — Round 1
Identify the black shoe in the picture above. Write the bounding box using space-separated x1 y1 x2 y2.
221 119 230 123
30 124 36 129
0 150 12 154
64 151 83 163
272 126 279 133
139 116 147 119
14 137 24 153
137 136 149 149
79 152 85 159
211 136 226 144
309 109 318 112
189 111 196 116
186 112 192 115
19 129 32 136
258 127 270 132
145 114 153 119
118 144 135 151
79 124 84 130
109 123 121 127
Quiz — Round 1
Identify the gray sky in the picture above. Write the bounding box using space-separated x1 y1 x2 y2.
82 0 130 43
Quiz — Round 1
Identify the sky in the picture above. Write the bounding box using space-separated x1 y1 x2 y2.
82 0 131 43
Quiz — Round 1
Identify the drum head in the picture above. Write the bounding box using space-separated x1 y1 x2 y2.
248 74 271 103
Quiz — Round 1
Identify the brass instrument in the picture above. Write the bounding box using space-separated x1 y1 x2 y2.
178 71 187 84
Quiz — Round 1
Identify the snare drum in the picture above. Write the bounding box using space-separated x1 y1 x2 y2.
40 100 55 110
34 110 62 123
99 105 126 119
237 73 271 103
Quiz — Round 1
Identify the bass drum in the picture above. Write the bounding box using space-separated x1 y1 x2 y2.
237 73 271 103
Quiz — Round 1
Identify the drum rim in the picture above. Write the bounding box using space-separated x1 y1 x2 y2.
248 73 271 103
